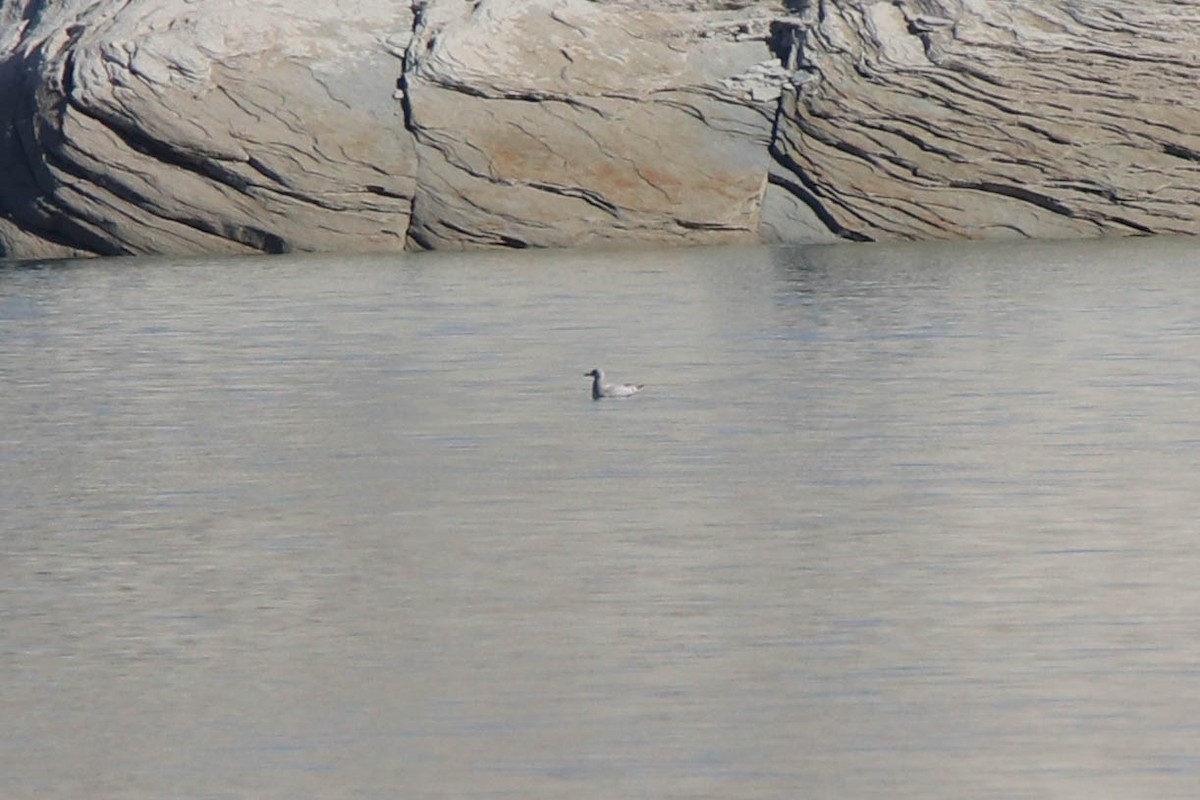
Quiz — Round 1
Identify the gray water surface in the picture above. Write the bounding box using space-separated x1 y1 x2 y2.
4 238 1200 798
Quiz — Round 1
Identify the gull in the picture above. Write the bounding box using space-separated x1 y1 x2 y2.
585 368 644 400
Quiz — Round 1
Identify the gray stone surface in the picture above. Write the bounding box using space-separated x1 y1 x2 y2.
403 0 787 249
2 0 1199 258
0 0 417 258
772 0 1200 240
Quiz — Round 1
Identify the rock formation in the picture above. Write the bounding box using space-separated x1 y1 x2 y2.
0 0 417 258
774 1 1200 241
1 0 1198 258
402 0 791 249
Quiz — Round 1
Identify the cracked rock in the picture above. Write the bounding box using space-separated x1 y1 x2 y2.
0 0 417 257
3 0 1200 257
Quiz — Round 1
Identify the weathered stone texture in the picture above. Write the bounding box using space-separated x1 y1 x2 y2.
774 0 1200 240
0 0 416 258
403 0 785 249
2 0 1200 258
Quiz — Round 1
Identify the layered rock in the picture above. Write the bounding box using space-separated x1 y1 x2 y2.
0 0 417 258
402 0 793 249
773 0 1200 240
1 0 1200 258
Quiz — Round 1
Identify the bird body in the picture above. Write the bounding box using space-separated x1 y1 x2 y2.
585 368 643 400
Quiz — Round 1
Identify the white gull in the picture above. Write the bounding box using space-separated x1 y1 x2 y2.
585 368 644 400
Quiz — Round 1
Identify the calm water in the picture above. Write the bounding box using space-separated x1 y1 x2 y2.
4 237 1200 798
